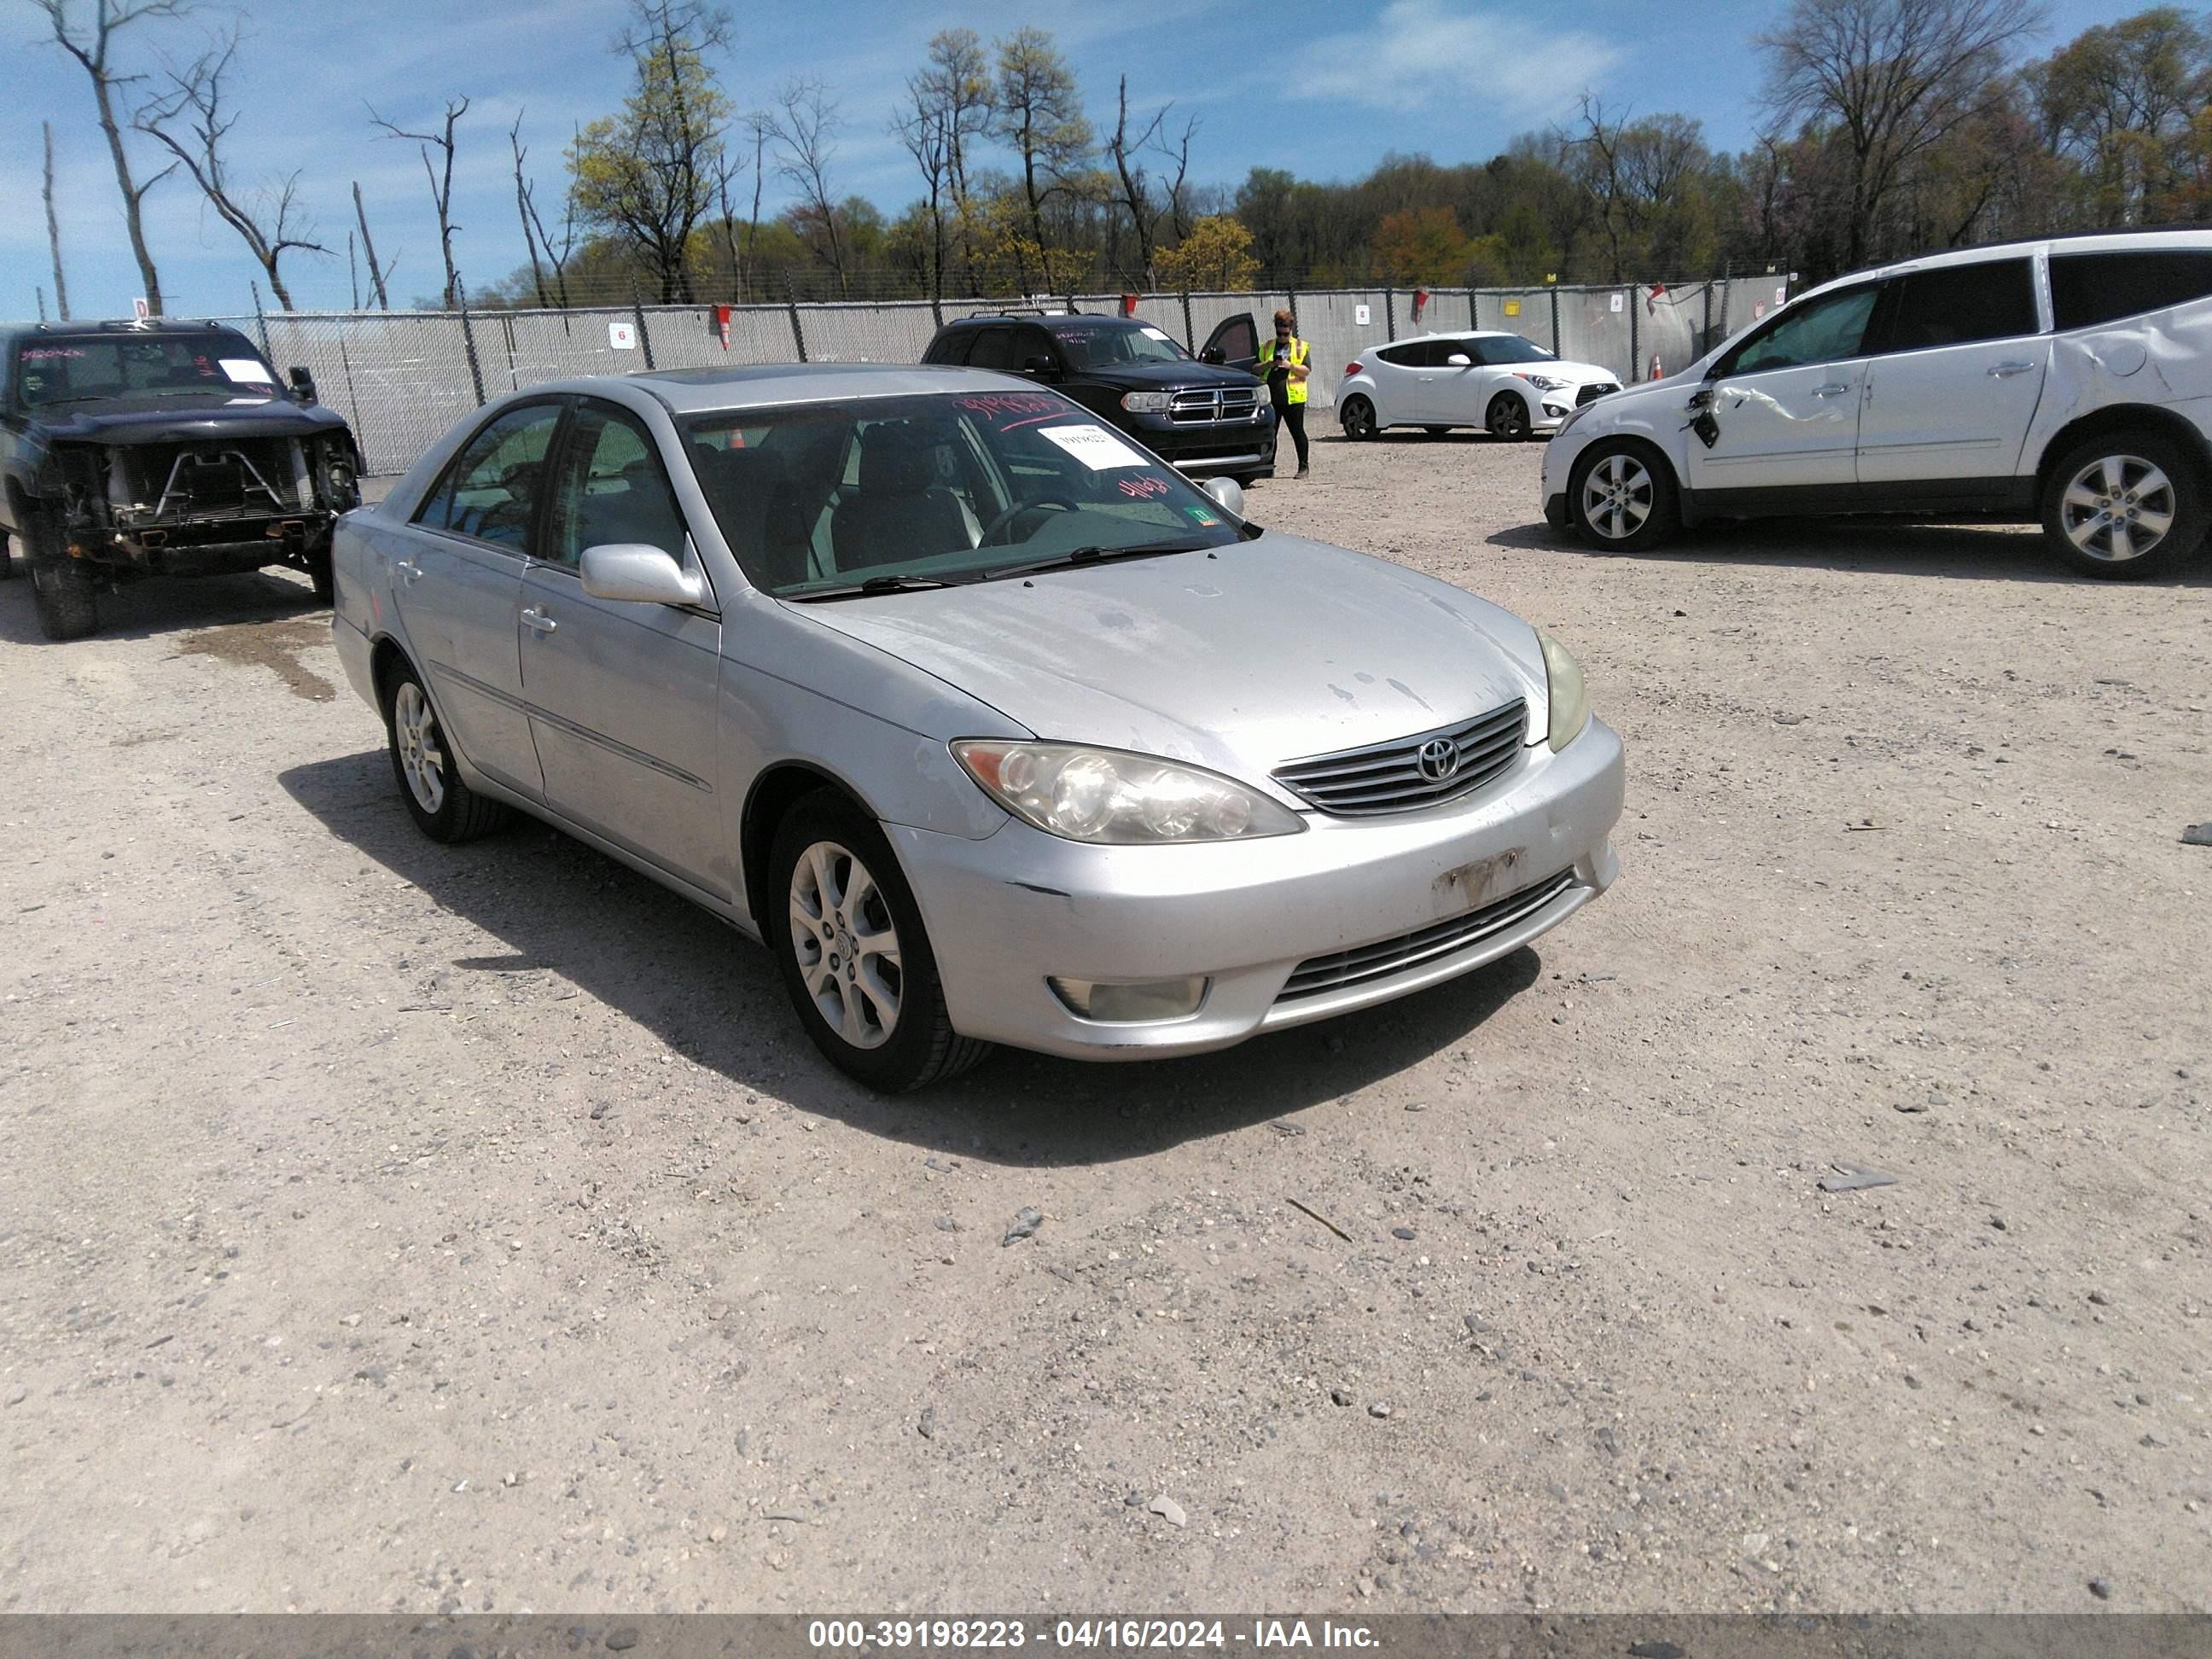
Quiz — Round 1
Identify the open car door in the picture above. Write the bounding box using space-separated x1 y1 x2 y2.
1200 312 1260 373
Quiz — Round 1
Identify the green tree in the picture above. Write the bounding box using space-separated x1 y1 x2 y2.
568 0 735 302
1156 215 1257 290
1372 206 1473 283
2028 7 2210 222
992 27 1092 291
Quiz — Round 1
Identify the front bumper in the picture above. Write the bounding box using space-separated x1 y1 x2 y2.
1121 408 1278 478
891 718 1625 1060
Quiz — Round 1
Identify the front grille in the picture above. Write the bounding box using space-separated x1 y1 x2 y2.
1278 869 1576 1003
1272 700 1526 817
1168 386 1262 424
1576 383 1620 406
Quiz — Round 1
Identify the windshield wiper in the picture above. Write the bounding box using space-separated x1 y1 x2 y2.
786 573 973 602
981 538 1210 581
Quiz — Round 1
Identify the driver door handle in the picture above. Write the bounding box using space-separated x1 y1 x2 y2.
1812 382 1852 397
521 604 557 634
1988 360 2036 377
393 557 422 585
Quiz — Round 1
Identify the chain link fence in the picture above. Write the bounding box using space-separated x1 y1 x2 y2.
225 276 1790 477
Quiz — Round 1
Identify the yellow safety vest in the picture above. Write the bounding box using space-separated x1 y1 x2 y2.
1258 335 1310 405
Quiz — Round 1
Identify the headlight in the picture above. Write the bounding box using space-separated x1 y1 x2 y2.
952 740 1305 844
1515 373 1569 391
1537 631 1590 752
1121 392 1173 413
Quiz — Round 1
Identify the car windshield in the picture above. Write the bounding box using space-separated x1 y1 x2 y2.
1052 323 1190 370
1476 336 1556 365
684 392 1243 598
14 331 280 407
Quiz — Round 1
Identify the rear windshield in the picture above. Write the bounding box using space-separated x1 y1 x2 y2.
1053 323 1190 370
13 331 280 408
683 391 1242 597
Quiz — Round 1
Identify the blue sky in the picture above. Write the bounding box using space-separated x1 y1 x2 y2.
3 0 2120 319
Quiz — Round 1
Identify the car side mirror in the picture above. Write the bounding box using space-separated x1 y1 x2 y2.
1021 354 1057 378
1201 476 1246 520
288 366 317 404
1199 346 1226 364
579 543 707 608
1446 353 1472 367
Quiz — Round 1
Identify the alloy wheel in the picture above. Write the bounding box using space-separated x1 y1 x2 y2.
787 840 904 1051
1342 398 1376 439
1580 451 1654 541
2060 453 2175 562
392 682 446 814
1488 397 1529 440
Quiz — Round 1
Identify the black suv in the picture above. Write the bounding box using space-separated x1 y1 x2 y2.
923 310 1277 484
1 318 362 640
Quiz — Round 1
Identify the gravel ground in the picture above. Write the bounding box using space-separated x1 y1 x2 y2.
2 433 2208 1617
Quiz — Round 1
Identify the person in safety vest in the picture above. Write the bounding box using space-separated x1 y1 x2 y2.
1256 307 1312 478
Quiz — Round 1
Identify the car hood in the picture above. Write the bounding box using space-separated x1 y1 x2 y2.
32 395 350 445
789 533 1547 790
1533 360 1618 385
1076 358 1263 391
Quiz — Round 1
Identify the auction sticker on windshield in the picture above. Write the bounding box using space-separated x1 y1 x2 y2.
220 358 274 384
1039 424 1149 469
1140 326 1173 341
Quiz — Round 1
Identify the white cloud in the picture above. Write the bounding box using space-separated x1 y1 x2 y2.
1293 0 1623 122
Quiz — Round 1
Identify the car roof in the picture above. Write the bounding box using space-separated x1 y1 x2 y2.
524 362 1057 416
940 311 1138 329
2 317 253 336
1792 224 2212 305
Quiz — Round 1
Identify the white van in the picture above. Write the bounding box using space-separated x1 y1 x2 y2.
1540 229 2212 578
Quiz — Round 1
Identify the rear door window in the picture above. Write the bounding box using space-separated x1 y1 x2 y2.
415 402 564 550
2051 249 2212 330
927 329 975 365
963 328 1018 372
1874 259 2040 352
1375 342 1434 368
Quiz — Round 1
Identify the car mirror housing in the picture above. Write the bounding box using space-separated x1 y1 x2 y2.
579 543 707 608
1446 353 1472 367
1022 355 1057 377
1199 346 1226 364
1201 476 1246 519
288 366 318 404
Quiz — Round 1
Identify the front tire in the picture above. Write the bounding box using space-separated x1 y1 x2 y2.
382 661 509 842
2041 432 2206 579
1340 395 1378 440
1486 393 1533 442
306 533 335 604
26 515 97 641
1568 440 1681 551
767 789 990 1092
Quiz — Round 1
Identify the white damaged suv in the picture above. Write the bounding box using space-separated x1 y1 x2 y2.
1540 228 2212 578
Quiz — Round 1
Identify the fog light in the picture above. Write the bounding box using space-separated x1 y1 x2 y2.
1543 402 1569 418
1048 976 1208 1022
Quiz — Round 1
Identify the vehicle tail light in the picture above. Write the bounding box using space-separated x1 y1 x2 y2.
1344 362 1363 379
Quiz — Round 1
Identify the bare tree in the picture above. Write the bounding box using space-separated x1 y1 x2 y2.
742 108 771 291
370 96 470 309
33 0 184 315
352 180 397 311
1104 76 1168 286
768 78 847 296
893 71 953 299
135 25 327 311
44 123 72 321
346 229 358 308
1162 115 1197 243
1758 0 2049 266
509 113 549 306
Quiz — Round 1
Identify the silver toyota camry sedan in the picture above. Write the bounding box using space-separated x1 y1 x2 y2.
331 364 1625 1090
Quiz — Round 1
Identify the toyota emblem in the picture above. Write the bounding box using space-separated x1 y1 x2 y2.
1417 737 1458 782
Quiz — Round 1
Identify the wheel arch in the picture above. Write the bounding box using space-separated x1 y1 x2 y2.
740 761 885 934
2034 405 2212 502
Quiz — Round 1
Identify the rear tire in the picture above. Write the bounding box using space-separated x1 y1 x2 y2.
1486 393 1533 442
2041 431 2206 579
1568 440 1681 551
26 515 97 641
1340 395 1378 441
381 660 510 842
767 789 991 1092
